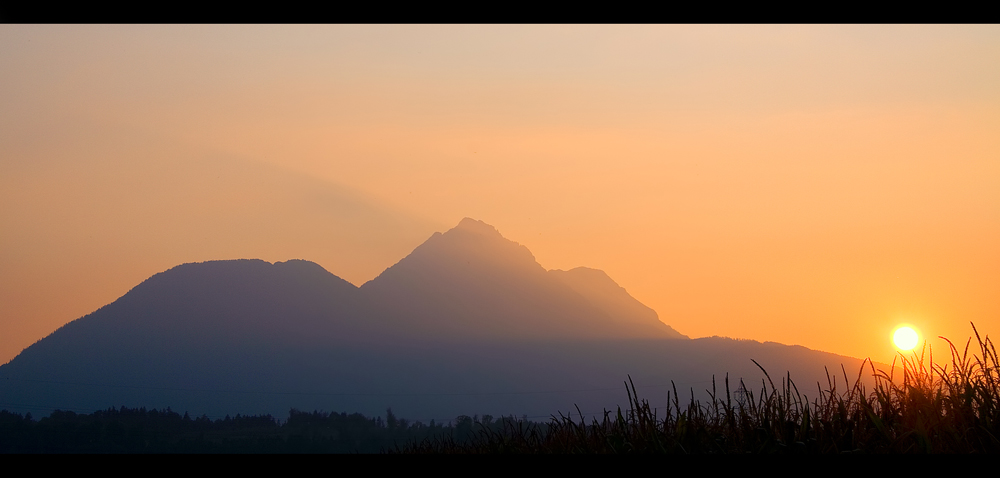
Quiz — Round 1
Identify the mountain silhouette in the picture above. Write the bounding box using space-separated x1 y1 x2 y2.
360 218 686 341
0 218 871 421
548 267 686 339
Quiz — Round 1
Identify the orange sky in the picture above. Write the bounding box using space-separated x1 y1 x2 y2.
2 25 998 365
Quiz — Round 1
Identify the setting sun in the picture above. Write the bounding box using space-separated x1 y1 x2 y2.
893 326 919 351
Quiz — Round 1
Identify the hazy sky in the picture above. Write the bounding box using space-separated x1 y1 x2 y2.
2 25 998 365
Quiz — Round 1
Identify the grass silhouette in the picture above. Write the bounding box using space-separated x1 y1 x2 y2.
406 323 1000 453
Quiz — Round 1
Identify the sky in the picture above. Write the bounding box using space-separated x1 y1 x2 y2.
2 25 998 366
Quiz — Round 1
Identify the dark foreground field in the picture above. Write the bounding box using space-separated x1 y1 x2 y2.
413 324 1000 454
4 325 998 454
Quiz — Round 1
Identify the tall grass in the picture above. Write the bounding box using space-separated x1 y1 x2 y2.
407 323 1000 453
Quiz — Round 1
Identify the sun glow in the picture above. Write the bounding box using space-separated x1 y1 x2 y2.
893 326 919 351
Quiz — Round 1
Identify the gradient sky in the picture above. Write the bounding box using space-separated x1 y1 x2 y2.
2 25 998 365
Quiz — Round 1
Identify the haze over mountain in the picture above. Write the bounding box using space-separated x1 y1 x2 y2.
0 219 873 421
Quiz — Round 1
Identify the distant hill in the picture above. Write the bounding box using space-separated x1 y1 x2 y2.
0 218 873 421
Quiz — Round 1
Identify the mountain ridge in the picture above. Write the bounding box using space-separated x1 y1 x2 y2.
355 217 685 340
0 218 874 420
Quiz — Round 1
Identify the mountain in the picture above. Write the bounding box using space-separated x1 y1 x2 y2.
0 218 871 421
359 218 686 341
548 267 688 340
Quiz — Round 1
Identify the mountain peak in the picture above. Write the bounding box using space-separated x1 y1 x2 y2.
451 217 503 237
357 218 688 341
364 217 540 289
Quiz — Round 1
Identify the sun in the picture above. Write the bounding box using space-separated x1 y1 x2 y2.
892 326 919 351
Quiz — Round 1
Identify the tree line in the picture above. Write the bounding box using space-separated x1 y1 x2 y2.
0 406 542 453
